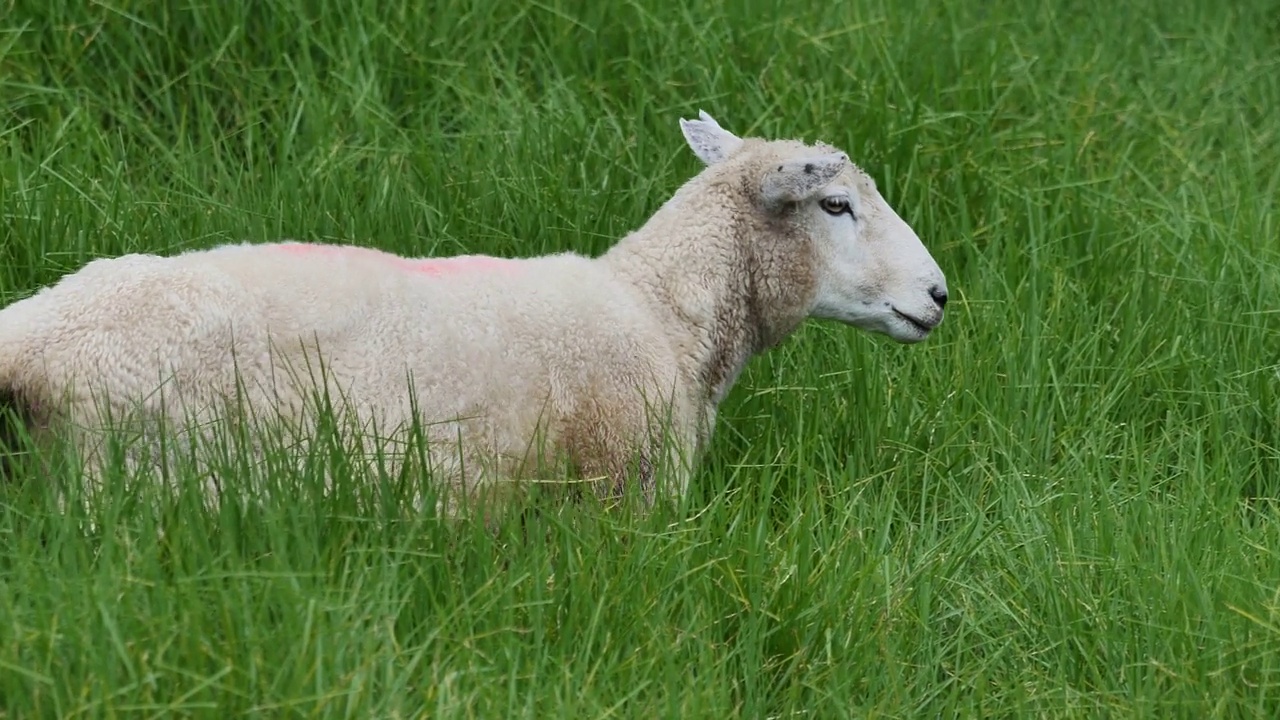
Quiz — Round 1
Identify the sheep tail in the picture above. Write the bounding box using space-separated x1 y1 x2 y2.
0 318 25 395
0 302 42 477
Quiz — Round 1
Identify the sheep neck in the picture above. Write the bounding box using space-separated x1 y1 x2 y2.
603 191 806 410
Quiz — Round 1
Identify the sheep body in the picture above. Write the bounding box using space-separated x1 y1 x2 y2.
0 240 693 506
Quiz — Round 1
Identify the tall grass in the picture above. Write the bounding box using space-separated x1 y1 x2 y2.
1 0 1278 715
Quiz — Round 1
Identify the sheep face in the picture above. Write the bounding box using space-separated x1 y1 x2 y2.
680 111 948 344
793 160 947 344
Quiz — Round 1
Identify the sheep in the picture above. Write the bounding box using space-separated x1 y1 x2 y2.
0 111 948 515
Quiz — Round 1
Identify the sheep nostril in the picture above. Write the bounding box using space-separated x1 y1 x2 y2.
929 285 948 309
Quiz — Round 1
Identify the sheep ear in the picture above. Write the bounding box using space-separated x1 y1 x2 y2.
760 152 849 209
679 110 744 165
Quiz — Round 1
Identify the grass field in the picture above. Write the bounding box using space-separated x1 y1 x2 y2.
2 0 1279 716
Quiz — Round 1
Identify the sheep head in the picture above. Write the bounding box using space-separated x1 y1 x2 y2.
679 111 949 344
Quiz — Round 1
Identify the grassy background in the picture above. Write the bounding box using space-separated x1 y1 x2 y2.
2 0 1279 715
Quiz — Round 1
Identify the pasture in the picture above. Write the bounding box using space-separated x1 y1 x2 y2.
1 0 1278 716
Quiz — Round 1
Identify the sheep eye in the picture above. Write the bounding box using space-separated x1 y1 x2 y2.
819 196 852 218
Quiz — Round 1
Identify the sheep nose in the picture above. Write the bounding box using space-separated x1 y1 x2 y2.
929 284 948 309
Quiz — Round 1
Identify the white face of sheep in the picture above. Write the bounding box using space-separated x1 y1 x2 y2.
680 111 949 344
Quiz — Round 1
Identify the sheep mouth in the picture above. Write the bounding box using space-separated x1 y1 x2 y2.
892 308 937 334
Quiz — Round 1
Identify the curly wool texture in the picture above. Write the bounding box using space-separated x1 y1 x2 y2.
0 112 947 512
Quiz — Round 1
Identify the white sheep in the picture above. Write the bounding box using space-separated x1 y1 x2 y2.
0 111 948 513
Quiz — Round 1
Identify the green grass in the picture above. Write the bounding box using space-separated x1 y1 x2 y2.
2 0 1279 715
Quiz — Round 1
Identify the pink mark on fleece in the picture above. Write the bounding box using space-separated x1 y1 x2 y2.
273 242 522 277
